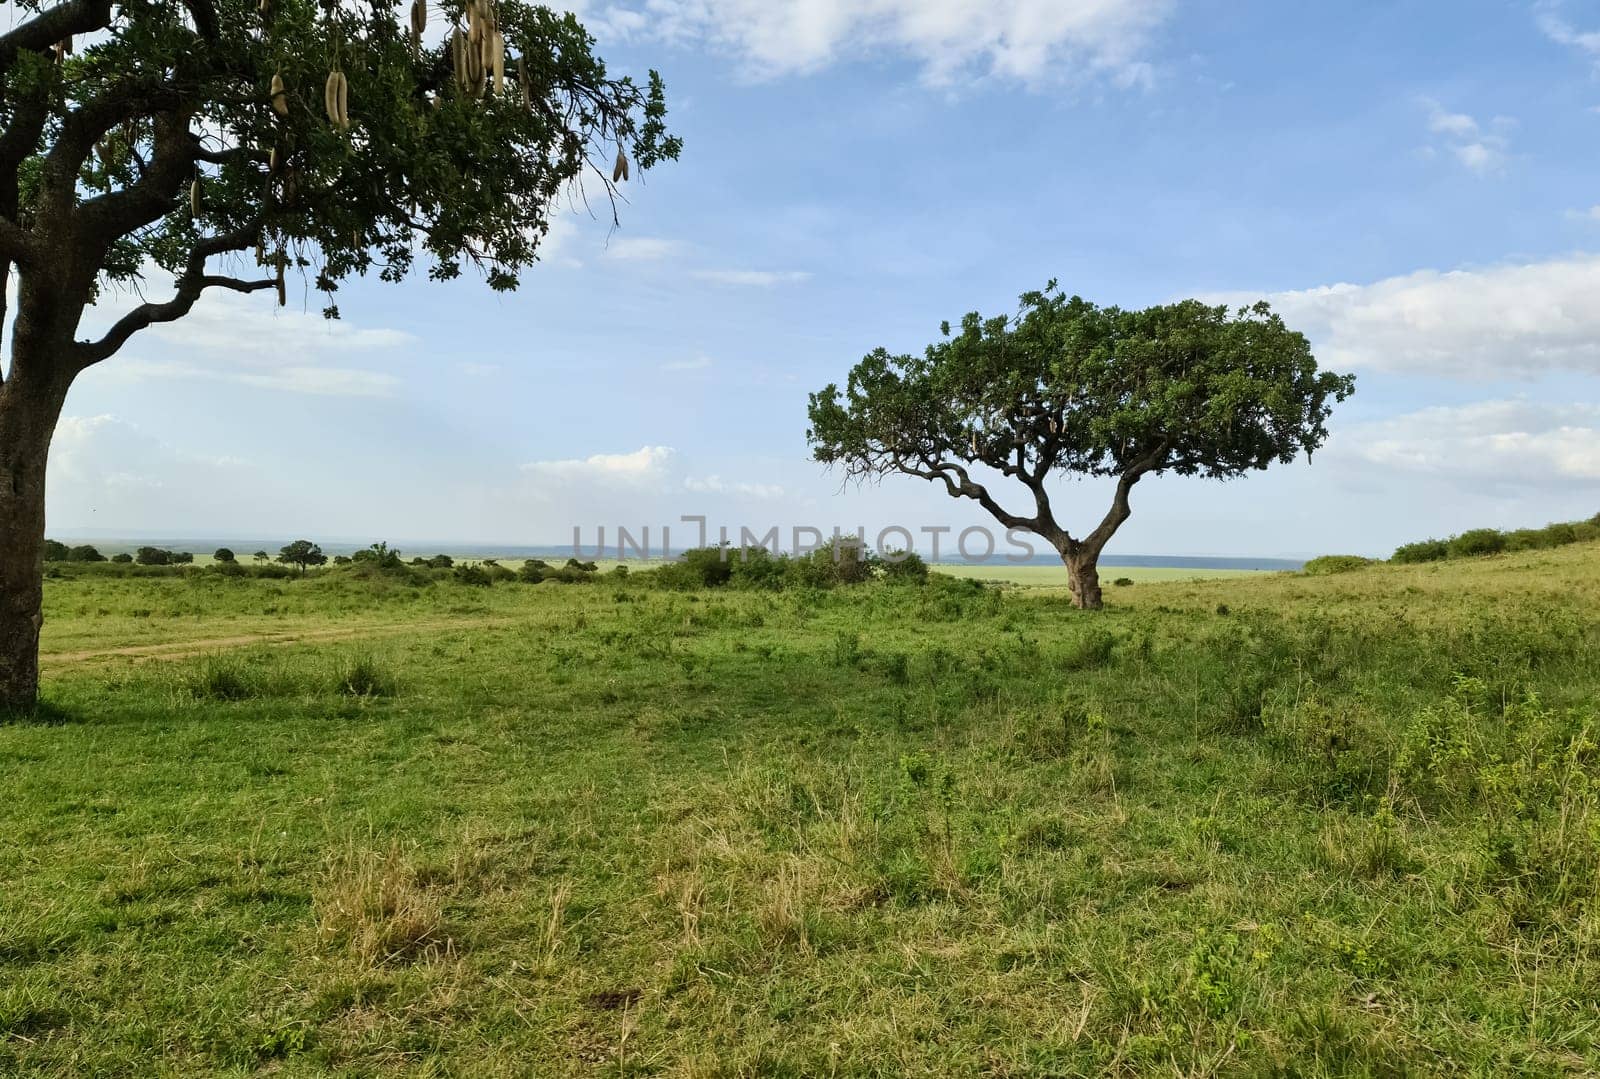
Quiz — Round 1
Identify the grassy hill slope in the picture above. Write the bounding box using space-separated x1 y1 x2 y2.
3 542 1598 1074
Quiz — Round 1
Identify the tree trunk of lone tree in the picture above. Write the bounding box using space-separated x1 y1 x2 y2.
0 374 66 712
1064 548 1104 611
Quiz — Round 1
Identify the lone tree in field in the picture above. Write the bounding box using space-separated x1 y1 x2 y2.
807 285 1354 609
0 0 680 709
277 539 325 575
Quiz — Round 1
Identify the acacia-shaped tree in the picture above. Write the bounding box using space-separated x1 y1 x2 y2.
807 285 1354 609
0 0 679 709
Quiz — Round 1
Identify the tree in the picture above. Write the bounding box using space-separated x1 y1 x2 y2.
67 544 106 562
135 546 171 566
213 547 235 563
111 552 132 563
42 539 69 561
277 539 325 575
807 286 1354 609
252 550 269 564
0 0 680 708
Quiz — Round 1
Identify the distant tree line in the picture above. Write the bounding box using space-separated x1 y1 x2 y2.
1391 512 1600 564
1303 511 1600 575
38 537 941 593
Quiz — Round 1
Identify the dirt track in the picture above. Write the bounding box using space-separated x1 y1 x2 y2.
41 617 511 669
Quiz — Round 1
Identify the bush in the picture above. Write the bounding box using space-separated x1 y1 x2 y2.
42 539 69 561
1542 522 1579 547
213 548 236 563
730 546 788 589
793 538 876 588
677 546 736 588
452 565 491 586
517 559 549 583
335 654 397 697
1303 555 1375 576
67 544 106 563
880 550 929 585
353 543 405 571
1113 577 1134 587
111 552 133 564
135 546 171 566
427 554 454 569
1447 529 1505 559
1391 539 1448 564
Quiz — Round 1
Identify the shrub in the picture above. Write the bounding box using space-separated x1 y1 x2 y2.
427 554 454 569
42 539 69 561
67 544 106 563
213 548 236 563
1391 539 1447 564
1542 522 1579 547
335 654 397 697
135 546 171 566
1503 528 1552 552
730 546 788 589
171 552 194 565
880 550 929 584
353 542 405 570
1303 555 1375 576
793 538 876 588
1447 529 1505 559
1113 577 1134 587
111 552 133 564
677 546 735 588
517 559 549 583
452 565 491 587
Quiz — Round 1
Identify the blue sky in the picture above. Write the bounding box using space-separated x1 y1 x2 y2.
46 0 1600 558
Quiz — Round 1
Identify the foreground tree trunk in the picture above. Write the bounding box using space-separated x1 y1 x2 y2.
1064 548 1104 610
0 367 64 712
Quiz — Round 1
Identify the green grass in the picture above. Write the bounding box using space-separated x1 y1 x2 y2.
3 545 1600 1074
934 562 1265 587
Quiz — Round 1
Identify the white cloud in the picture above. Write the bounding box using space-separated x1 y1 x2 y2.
1327 400 1600 489
584 0 1173 87
692 269 812 287
602 235 680 261
684 475 787 499
1538 1 1600 62
1422 100 1510 175
662 354 714 372
46 414 278 530
522 445 677 485
82 266 411 397
1206 255 1600 379
1567 205 1600 223
115 359 399 398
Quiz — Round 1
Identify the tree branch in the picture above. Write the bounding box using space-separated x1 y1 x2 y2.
1081 437 1172 555
0 0 114 74
73 224 264 368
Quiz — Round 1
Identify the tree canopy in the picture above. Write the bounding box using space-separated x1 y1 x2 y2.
0 0 680 709
807 284 1355 608
277 538 325 572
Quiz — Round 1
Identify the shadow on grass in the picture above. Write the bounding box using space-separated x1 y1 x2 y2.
0 698 81 726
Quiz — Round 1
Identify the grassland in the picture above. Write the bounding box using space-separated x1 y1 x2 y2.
933 563 1264 588
4 544 1600 1075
